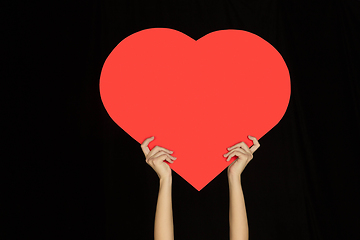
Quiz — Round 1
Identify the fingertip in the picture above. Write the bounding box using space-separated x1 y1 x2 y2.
249 135 257 140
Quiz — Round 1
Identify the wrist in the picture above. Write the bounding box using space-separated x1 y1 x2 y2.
228 174 241 184
159 176 172 185
228 172 241 179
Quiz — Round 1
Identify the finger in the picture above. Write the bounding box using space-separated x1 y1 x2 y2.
141 136 155 156
238 142 251 154
147 145 174 159
151 152 175 164
248 135 260 153
227 141 250 153
223 147 247 158
149 151 176 163
226 150 245 162
227 142 241 151
227 142 249 151
155 151 177 160
164 156 175 164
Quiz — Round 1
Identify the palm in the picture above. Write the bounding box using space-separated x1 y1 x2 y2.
141 136 176 180
227 157 247 176
156 161 172 178
225 136 260 177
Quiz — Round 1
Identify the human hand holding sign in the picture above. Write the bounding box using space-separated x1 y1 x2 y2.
142 136 176 240
144 136 260 240
225 136 260 240
142 135 260 180
224 135 260 178
141 136 177 181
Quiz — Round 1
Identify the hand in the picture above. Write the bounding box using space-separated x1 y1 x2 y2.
223 135 260 178
141 136 177 180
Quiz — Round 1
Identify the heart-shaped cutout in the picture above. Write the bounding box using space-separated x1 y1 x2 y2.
100 28 291 191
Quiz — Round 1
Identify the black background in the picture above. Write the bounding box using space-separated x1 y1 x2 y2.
5 1 360 239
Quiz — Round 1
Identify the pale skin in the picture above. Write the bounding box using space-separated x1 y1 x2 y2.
141 135 260 240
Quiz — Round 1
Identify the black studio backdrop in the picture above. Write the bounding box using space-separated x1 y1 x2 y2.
5 0 360 240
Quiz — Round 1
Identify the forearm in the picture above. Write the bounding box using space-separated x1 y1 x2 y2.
154 177 174 240
228 175 248 240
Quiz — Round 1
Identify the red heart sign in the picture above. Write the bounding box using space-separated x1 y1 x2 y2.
99 28 290 191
